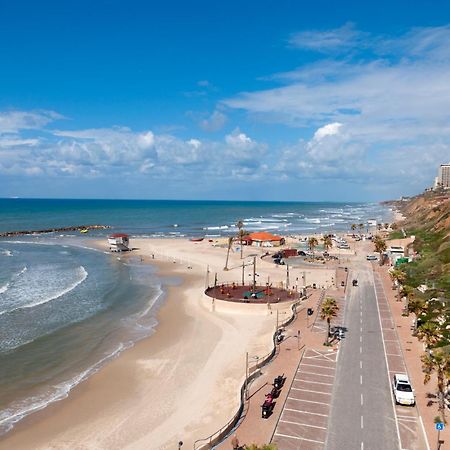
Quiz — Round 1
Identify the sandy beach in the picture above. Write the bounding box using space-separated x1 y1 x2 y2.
0 236 341 450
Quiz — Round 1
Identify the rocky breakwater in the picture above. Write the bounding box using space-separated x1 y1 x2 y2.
0 225 111 238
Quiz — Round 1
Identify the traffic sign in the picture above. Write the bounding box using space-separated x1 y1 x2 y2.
436 423 444 431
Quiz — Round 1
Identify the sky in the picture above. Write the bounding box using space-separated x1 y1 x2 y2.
1 0 450 202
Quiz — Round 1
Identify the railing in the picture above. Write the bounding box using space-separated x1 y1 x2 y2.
193 295 305 449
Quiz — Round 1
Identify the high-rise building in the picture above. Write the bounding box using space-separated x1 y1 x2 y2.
437 163 450 189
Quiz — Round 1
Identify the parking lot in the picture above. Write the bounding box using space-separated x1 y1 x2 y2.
272 348 338 449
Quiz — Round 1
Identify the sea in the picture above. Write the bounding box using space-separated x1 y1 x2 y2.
0 198 393 435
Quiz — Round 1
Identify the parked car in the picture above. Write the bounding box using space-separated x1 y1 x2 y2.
392 374 415 406
366 255 378 261
352 279 358 286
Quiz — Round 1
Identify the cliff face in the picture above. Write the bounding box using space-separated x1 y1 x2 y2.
395 194 450 236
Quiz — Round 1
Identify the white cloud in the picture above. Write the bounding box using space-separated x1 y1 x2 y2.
199 110 227 132
289 22 366 53
225 129 257 150
224 25 450 189
0 110 62 133
313 122 342 140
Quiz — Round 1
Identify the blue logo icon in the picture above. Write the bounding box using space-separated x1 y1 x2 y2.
436 423 444 431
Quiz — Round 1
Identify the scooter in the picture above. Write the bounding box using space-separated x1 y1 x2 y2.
261 393 275 418
273 374 285 389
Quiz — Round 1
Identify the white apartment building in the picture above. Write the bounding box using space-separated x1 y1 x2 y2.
437 163 450 189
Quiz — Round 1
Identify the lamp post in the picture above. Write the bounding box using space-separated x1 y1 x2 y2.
245 353 260 400
178 441 183 450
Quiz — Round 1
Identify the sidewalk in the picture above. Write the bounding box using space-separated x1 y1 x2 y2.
374 263 449 449
218 287 341 449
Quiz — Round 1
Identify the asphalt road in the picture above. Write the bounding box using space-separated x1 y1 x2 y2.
326 264 400 450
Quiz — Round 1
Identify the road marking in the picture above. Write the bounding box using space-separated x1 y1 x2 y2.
299 370 334 378
295 379 333 386
386 353 402 357
300 363 336 370
419 416 431 450
361 393 364 405
360 346 362 353
280 419 327 429
360 374 363 385
274 433 325 444
284 407 328 417
287 397 330 406
361 442 364 450
360 335 362 342
291 387 332 395
361 415 364 429
360 326 363 332
360 361 363 369
372 272 402 448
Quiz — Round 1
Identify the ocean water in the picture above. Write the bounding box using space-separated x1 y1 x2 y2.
0 198 393 237
0 240 165 435
0 198 393 435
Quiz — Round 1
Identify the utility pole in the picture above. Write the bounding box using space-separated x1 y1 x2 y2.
245 352 249 400
205 265 210 289
242 261 245 286
252 257 257 292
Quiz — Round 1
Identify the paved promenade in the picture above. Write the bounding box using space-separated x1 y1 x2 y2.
218 285 343 449
217 246 446 450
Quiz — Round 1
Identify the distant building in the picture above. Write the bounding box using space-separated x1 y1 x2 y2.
437 163 450 189
243 231 285 247
108 233 130 252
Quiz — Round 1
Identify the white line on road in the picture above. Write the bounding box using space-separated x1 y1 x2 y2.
287 397 330 406
280 419 327 429
360 374 363 385
360 346 362 353
360 361 363 369
372 272 402 449
300 363 336 370
361 415 364 429
360 326 363 332
361 442 364 450
274 433 325 444
361 393 364 405
284 407 328 417
360 335 363 342
295 379 333 386
299 370 334 378
291 387 332 395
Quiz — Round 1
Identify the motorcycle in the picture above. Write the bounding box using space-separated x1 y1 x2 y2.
261 393 275 418
273 374 285 390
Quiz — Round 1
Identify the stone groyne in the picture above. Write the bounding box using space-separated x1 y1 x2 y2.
0 225 111 238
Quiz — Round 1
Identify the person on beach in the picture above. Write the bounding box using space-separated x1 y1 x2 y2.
231 434 240 450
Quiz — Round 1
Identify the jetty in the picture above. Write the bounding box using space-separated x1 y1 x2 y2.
0 225 111 238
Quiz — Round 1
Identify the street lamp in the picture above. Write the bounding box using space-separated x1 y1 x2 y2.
244 352 261 400
178 441 183 450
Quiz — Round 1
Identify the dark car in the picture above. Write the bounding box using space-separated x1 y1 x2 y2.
352 279 358 286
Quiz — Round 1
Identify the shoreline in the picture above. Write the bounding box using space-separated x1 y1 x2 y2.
0 238 281 449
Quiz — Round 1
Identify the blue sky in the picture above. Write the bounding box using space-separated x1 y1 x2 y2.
1 0 450 201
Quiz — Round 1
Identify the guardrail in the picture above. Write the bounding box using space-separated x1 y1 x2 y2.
193 296 305 449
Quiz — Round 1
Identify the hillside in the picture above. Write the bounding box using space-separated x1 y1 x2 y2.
386 191 450 297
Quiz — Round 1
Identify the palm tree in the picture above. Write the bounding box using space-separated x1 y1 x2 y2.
223 236 234 271
390 269 406 302
373 235 387 265
421 346 450 423
322 235 332 253
308 237 319 260
351 223 357 232
320 297 339 345
358 223 365 235
236 220 245 259
416 321 441 348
